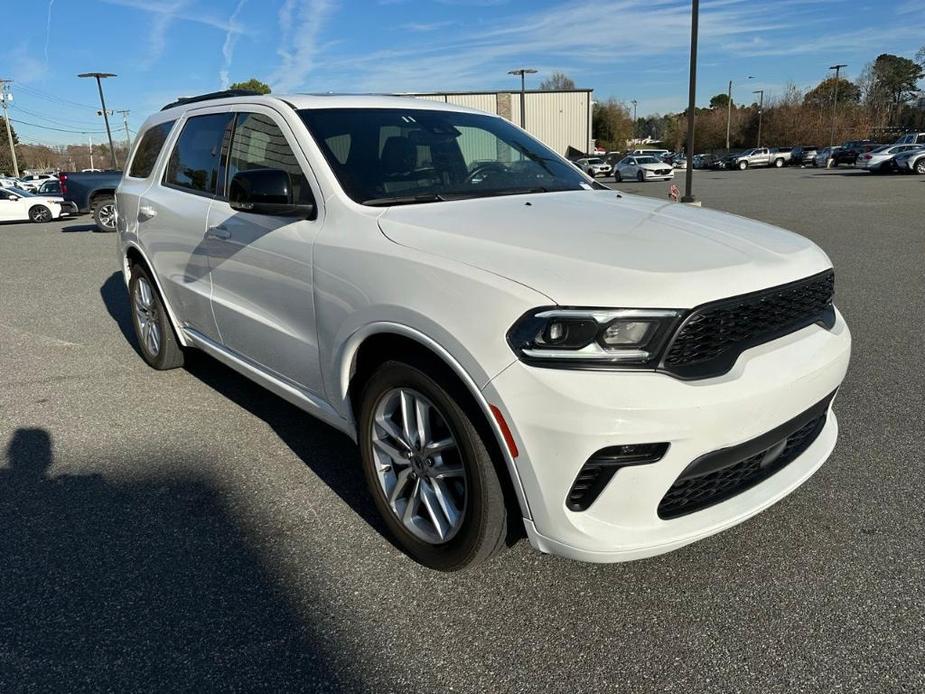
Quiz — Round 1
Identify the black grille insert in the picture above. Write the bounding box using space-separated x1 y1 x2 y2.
567 443 669 512
657 392 834 519
661 270 835 379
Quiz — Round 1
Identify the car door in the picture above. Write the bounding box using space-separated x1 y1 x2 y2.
205 107 325 393
0 191 20 220
624 157 638 176
138 109 233 342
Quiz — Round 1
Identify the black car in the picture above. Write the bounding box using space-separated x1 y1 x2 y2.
831 141 880 167
790 146 819 167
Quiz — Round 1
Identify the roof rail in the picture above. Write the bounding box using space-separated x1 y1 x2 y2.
160 89 264 111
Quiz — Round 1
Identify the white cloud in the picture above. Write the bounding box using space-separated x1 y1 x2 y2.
269 0 338 92
220 0 250 89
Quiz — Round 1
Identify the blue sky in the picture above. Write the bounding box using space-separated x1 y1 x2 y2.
5 0 924 145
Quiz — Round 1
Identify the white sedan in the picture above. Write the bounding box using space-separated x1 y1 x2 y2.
613 155 675 182
0 186 72 223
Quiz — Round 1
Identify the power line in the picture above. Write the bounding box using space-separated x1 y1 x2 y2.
9 104 103 130
14 83 100 111
8 117 108 134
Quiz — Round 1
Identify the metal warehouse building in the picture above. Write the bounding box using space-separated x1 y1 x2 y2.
408 89 593 157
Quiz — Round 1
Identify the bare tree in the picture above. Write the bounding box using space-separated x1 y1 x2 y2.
538 71 576 91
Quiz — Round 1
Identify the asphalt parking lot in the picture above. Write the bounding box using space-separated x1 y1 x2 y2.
2 166 923 692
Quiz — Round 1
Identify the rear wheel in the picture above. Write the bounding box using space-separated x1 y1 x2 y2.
28 205 52 223
738 160 748 170
637 170 645 182
358 361 508 571
129 263 184 370
915 159 925 175
92 195 116 233
774 158 784 168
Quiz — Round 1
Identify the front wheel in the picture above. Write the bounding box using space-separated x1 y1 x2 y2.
614 170 622 182
93 195 117 233
358 361 508 571
915 159 925 175
637 170 645 182
28 205 53 223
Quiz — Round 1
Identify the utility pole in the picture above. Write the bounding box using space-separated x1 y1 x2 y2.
829 64 847 148
507 68 537 129
631 99 638 146
78 72 118 169
0 79 20 177
117 109 131 151
680 0 699 204
753 89 764 147
88 133 94 170
725 75 754 151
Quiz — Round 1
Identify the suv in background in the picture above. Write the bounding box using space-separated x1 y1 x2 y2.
117 91 850 571
575 157 612 177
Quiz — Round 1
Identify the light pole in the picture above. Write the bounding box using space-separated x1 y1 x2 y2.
681 0 699 203
753 89 764 147
78 72 118 169
0 79 19 177
725 75 753 151
829 63 847 147
507 68 536 129
631 99 637 146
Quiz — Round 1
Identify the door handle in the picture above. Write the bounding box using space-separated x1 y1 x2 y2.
138 204 157 221
207 224 231 240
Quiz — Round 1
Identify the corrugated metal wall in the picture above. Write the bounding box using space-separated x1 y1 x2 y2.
409 90 592 156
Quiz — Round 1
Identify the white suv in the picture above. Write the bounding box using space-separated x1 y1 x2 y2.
117 93 851 571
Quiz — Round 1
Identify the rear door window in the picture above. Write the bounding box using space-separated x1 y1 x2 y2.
164 113 234 196
128 121 175 179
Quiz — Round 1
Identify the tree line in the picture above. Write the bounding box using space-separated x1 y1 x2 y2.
592 51 924 153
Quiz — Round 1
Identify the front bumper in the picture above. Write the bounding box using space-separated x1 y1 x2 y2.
484 309 851 562
58 201 78 216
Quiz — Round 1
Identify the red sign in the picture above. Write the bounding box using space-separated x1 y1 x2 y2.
669 184 680 201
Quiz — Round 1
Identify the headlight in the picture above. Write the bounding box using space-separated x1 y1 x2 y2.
507 308 682 368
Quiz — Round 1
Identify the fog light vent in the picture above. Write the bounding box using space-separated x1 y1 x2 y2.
566 443 669 512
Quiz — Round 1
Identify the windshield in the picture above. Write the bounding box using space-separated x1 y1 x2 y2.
298 108 591 205
3 186 35 197
587 158 603 165
635 156 658 164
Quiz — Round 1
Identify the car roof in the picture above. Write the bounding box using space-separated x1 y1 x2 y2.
157 93 493 120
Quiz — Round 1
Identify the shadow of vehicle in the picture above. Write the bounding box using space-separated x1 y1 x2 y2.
0 428 360 690
61 222 97 233
98 272 388 540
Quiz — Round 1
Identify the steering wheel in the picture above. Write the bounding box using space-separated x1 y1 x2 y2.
464 162 508 185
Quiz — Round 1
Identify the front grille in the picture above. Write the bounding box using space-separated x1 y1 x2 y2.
657 394 833 519
661 270 835 379
655 168 671 175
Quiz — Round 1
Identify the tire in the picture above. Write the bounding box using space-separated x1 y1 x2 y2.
129 263 184 370
774 158 784 168
614 170 622 182
637 170 645 182
358 360 508 571
92 195 117 233
28 205 53 223
738 160 748 170
915 159 925 175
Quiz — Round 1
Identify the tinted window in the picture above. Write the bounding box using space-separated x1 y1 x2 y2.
129 121 175 179
299 108 589 205
164 113 234 195
226 112 312 204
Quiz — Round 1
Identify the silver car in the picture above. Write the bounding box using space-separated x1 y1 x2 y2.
856 144 924 173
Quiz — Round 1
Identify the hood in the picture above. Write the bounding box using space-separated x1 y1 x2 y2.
377 190 831 308
639 162 671 171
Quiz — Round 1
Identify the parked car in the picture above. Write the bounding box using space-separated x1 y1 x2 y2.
612 155 674 181
0 186 74 223
730 147 791 170
118 91 850 570
856 144 924 173
17 173 57 191
575 157 612 177
669 153 687 169
893 147 925 174
894 132 925 146
830 141 879 166
790 146 819 167
813 146 841 167
58 170 123 231
37 179 62 196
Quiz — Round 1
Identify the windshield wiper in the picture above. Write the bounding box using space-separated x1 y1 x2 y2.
362 192 447 207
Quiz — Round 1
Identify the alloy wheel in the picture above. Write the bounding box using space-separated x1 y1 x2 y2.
31 207 52 223
916 160 925 175
97 203 116 230
370 387 467 544
133 276 161 357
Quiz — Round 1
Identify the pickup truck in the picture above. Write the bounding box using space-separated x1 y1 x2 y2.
730 147 791 170
58 170 122 232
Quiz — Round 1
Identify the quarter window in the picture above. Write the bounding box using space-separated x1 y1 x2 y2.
128 121 175 179
227 112 312 204
164 113 234 195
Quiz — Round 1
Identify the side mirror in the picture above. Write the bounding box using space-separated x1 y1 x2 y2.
229 168 316 219
4 194 16 201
